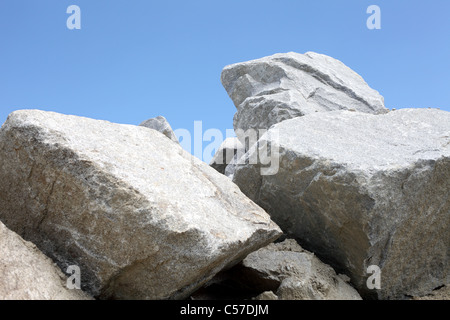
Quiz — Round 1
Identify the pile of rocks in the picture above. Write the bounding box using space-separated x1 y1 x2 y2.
0 110 281 299
213 51 449 300
0 52 448 300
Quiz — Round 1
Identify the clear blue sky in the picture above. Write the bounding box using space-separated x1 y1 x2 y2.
1 1 449 162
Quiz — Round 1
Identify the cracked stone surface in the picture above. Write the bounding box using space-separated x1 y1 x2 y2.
0 109 281 300
221 51 387 144
231 108 450 299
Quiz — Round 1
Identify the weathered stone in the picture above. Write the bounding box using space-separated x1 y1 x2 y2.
139 115 179 143
210 137 244 174
253 291 278 300
231 108 450 299
413 286 450 300
238 239 361 300
0 221 92 300
0 110 281 300
221 52 387 144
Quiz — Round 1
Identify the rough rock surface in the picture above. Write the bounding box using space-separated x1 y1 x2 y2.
221 51 387 143
253 291 279 300
139 115 179 143
231 108 450 299
0 110 281 300
210 137 244 174
413 285 450 300
237 239 362 300
0 221 92 300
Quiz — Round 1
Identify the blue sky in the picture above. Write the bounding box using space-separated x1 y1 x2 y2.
1 1 449 162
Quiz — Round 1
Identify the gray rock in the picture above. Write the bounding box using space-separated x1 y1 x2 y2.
0 221 92 300
253 291 278 300
413 285 450 300
209 137 244 174
139 115 179 143
221 52 387 144
231 108 450 299
0 109 282 300
238 239 362 300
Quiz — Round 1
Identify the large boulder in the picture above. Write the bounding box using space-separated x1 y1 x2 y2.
221 52 387 144
237 239 362 300
231 108 450 299
0 221 92 300
189 239 361 300
139 115 179 144
0 110 281 300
